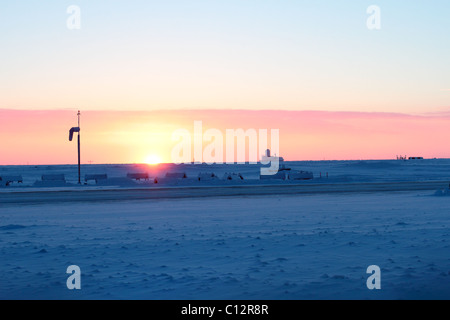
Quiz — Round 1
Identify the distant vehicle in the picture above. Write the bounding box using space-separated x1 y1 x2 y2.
288 171 314 180
408 157 424 160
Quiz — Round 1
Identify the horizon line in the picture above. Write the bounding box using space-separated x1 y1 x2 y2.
2 158 449 167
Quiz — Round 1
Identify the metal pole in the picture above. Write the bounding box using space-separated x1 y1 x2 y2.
78 133 81 184
77 111 81 184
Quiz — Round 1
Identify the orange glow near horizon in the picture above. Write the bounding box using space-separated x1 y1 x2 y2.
0 109 449 165
144 154 163 165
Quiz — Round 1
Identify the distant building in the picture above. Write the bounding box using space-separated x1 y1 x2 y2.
261 149 284 163
408 157 424 160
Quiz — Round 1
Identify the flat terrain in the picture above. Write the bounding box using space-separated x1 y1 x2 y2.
1 160 449 300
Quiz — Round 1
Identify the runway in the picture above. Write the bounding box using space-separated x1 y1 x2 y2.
0 180 447 205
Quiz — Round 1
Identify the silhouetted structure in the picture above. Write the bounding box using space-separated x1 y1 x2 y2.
69 111 81 184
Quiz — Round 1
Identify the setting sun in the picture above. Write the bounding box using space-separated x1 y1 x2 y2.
144 154 162 165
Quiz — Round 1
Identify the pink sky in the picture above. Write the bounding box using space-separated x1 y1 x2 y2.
0 109 449 165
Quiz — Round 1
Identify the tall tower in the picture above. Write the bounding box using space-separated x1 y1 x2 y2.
69 111 81 184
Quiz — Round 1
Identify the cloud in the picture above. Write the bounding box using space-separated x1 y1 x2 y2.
1 109 450 164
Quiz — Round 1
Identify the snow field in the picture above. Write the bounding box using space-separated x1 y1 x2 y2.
1 191 449 299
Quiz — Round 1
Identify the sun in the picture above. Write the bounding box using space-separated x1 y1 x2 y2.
144 154 162 165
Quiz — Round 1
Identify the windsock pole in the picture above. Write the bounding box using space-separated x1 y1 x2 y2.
69 111 81 184
77 111 81 184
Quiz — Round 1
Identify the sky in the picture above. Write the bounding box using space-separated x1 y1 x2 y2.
0 1 449 164
1 109 449 165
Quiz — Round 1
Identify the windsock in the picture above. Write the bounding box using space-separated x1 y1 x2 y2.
69 127 80 141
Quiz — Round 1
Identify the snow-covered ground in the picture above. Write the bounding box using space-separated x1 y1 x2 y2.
2 158 450 187
1 159 449 299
